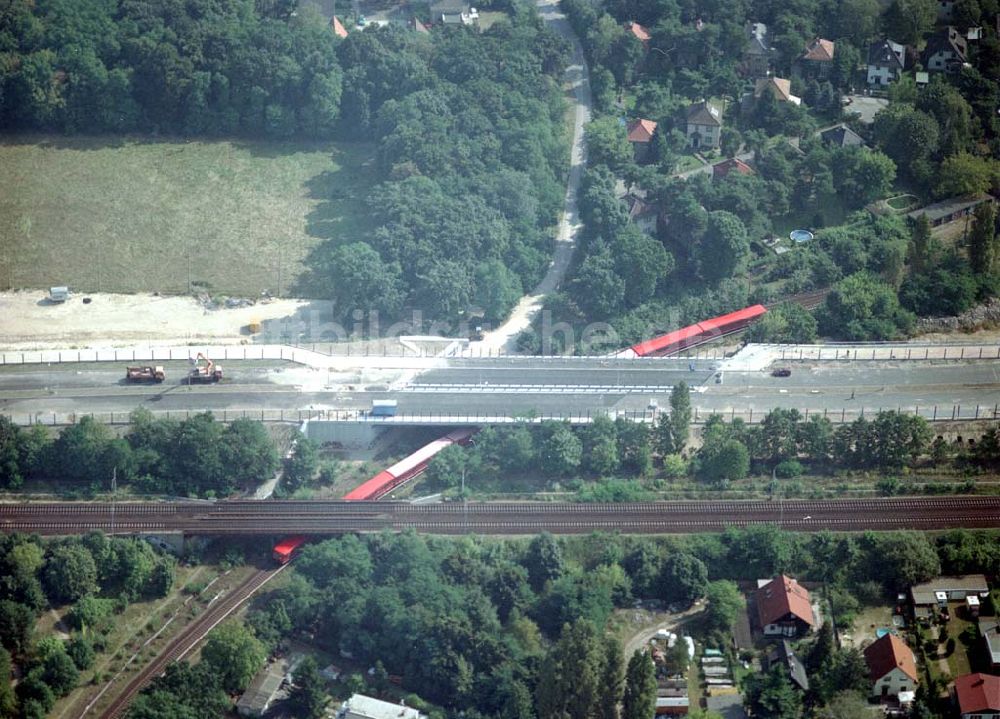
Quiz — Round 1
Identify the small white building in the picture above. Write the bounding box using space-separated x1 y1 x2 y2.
340 694 426 719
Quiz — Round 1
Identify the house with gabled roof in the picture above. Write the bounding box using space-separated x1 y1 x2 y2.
819 124 866 148
626 21 651 46
713 158 754 181
627 118 657 162
954 673 1000 718
923 26 967 72
766 640 809 691
797 38 835 78
742 22 773 77
864 634 918 700
685 101 723 150
755 575 815 637
754 77 801 105
867 39 906 85
331 16 348 38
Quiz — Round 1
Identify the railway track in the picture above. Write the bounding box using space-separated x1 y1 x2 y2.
98 565 287 719
2 497 999 535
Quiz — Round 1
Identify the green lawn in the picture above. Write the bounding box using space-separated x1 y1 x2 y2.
0 134 378 296
772 192 849 237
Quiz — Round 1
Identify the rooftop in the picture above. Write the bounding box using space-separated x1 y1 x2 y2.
980 619 1000 665
331 16 348 38
867 39 905 68
756 575 815 628
864 633 918 683
686 100 723 126
802 38 835 61
906 196 993 225
342 694 425 719
626 21 651 42
819 124 865 147
954 673 1000 714
627 118 658 143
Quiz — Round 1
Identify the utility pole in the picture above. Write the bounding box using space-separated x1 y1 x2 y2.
110 467 117 535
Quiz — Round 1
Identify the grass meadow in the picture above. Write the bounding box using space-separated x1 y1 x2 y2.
0 134 378 297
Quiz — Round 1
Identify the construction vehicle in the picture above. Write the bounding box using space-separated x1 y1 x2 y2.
187 352 223 384
125 366 165 383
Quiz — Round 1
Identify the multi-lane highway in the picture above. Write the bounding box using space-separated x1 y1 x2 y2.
2 353 1000 424
2 497 999 535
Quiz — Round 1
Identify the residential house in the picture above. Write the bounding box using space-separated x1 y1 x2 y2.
819 124 866 148
331 16 348 38
341 694 427 719
626 21 651 46
431 0 478 26
755 575 816 637
906 195 994 229
754 77 801 105
411 17 430 33
624 193 658 235
712 158 754 181
742 22 773 77
627 118 658 162
685 101 723 150
980 619 1000 671
922 26 967 73
797 38 835 78
954 673 1000 718
867 39 906 85
864 634 918 700
766 640 809 691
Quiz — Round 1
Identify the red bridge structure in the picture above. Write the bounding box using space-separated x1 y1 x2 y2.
343 428 477 501
618 304 767 358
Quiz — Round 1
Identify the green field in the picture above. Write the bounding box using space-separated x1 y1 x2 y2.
0 134 378 296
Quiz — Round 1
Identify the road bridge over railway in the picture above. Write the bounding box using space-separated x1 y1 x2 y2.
2 497 999 536
2 342 1000 427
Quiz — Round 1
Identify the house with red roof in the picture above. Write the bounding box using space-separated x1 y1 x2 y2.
331 16 348 38
627 119 657 162
755 575 815 637
954 673 1000 718
712 158 753 181
864 634 918 699
797 38 835 79
625 21 651 45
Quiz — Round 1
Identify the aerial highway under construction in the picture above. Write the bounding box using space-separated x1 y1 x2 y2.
2 497 1000 536
2 350 1000 424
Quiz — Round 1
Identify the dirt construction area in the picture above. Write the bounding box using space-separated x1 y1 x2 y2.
0 290 307 349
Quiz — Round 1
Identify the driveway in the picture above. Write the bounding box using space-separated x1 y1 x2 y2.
842 94 888 124
622 601 706 658
473 0 592 354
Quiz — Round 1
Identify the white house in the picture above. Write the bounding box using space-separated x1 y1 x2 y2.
867 39 905 86
864 634 918 700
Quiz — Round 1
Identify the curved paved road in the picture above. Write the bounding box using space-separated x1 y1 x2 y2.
476 0 592 353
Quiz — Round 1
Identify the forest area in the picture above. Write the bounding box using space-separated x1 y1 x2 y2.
120 527 1000 719
0 0 571 325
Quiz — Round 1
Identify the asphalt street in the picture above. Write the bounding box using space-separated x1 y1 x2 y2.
2 358 1000 422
